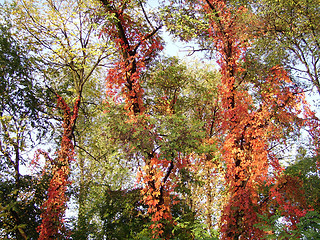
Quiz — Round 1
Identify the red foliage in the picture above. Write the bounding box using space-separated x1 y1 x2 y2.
267 174 308 229
137 153 189 238
38 95 80 240
200 0 312 238
139 156 173 238
100 1 178 238
101 0 163 115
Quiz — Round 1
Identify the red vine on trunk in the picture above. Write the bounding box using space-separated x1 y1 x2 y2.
38 95 80 240
200 0 313 238
100 1 178 238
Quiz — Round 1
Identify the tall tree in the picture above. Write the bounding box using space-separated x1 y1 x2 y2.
11 0 113 238
184 0 314 238
99 0 175 237
0 20 51 239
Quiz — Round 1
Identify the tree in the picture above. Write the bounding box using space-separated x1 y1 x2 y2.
0 19 51 239
99 0 176 237
143 56 224 237
178 0 314 238
252 0 320 96
11 0 113 238
70 86 139 239
248 0 320 167
99 188 148 239
98 0 318 238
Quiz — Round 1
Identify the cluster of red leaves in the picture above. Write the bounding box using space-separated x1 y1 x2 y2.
37 95 80 240
102 0 163 115
137 153 188 238
267 174 309 229
138 157 173 238
200 0 314 238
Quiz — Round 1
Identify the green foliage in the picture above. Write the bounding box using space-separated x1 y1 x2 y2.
69 72 139 239
143 56 219 153
0 20 52 239
282 152 320 238
99 188 149 239
172 210 220 240
285 152 320 212
256 151 320 240
297 211 320 239
249 0 320 94
0 174 50 239
255 211 300 239
161 1 209 42
256 210 320 240
0 21 51 139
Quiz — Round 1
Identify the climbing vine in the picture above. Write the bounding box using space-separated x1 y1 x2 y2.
37 95 80 240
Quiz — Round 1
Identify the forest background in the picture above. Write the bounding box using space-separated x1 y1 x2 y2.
0 0 320 239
